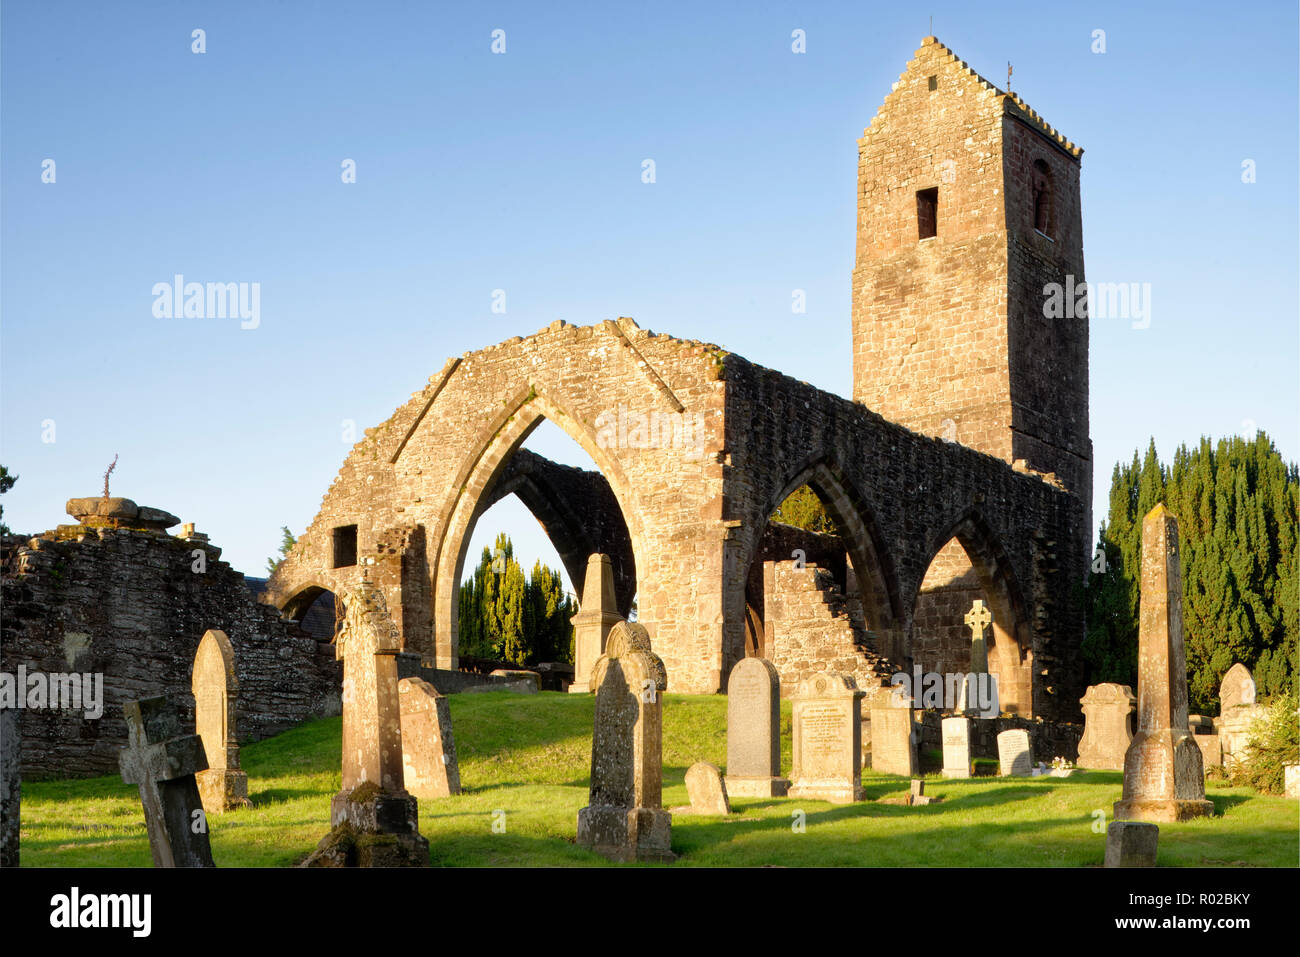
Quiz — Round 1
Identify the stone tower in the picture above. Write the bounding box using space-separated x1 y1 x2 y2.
852 37 1092 528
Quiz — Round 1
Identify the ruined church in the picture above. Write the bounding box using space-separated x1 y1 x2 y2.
262 37 1092 721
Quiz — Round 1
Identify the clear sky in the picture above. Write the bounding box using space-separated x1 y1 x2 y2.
2 1 1297 592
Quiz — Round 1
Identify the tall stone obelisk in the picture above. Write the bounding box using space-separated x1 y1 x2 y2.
1113 505 1214 822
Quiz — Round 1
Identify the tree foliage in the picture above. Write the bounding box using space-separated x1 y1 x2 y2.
771 485 837 534
458 533 576 665
0 464 16 536
265 526 297 576
1083 433 1299 712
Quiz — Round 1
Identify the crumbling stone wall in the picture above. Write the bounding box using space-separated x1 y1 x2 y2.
1 522 340 778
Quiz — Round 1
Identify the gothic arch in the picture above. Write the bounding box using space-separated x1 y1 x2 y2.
429 386 647 667
911 508 1034 714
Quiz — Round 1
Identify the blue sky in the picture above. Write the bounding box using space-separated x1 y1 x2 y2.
2 1 1296 592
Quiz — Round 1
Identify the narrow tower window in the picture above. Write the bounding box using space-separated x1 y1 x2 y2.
927 74 938 91
1031 159 1054 237
917 187 938 239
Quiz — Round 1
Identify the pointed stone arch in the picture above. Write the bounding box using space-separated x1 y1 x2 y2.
429 385 647 668
911 508 1035 715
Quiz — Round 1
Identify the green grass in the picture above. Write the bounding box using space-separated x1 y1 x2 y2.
19 692 1299 867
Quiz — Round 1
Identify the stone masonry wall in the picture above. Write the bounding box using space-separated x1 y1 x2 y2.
851 37 1091 536
762 560 894 702
1 523 340 779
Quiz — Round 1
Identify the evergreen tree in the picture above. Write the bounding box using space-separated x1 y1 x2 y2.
1085 432 1298 711
457 534 575 665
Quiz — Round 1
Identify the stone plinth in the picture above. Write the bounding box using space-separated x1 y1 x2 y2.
1104 821 1158 867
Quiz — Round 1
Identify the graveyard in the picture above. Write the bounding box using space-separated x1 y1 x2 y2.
17 690 1296 868
2 10 1297 892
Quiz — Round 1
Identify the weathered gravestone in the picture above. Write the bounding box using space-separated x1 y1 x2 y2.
1104 821 1158 867
724 656 789 797
398 676 461 799
941 716 971 779
869 691 916 777
118 696 215 867
1 708 18 867
685 761 730 815
997 729 1033 777
789 671 865 803
576 621 673 862
1217 663 1262 769
1076 683 1136 770
569 554 623 694
304 581 429 867
191 629 250 813
1113 505 1214 822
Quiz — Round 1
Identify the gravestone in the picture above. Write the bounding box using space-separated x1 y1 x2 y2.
304 581 429 867
941 716 971 779
724 656 789 797
1285 765 1299 799
1187 715 1222 769
117 696 215 867
1113 505 1214 822
398 677 461 799
997 729 1033 776
1104 821 1158 867
788 671 865 803
869 692 916 777
1217 663 1263 769
569 554 623 694
191 629 250 813
907 779 932 806
1076 683 1136 770
685 761 730 815
576 622 673 862
955 600 999 715
1 708 18 867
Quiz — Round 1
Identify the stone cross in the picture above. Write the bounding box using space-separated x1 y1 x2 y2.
1113 505 1213 822
118 696 215 868
964 599 992 675
192 629 249 812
